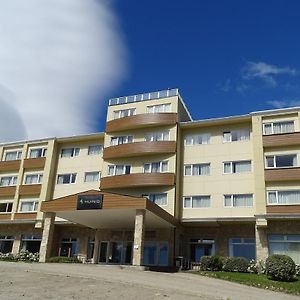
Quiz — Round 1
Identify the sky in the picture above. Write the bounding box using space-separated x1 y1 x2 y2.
1 0 300 142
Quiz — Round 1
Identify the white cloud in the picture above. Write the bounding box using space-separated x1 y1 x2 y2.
242 61 296 87
267 99 300 109
0 0 127 143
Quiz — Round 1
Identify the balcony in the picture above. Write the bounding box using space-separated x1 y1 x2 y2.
263 132 300 147
106 113 177 133
0 160 21 172
23 157 46 170
103 141 176 160
100 173 175 190
19 184 42 196
0 186 16 197
265 167 300 182
267 205 300 214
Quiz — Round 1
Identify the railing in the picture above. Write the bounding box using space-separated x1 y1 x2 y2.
109 88 179 106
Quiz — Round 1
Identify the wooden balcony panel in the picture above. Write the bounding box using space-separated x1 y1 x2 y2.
23 157 46 170
263 132 300 147
106 113 178 133
19 184 42 196
0 214 12 220
267 205 300 214
103 141 176 159
0 160 21 172
265 167 300 182
100 173 175 190
14 213 37 220
0 186 16 197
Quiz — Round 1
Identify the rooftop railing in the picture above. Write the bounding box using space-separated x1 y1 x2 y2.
109 88 179 106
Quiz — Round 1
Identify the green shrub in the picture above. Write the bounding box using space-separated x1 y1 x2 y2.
15 250 39 262
223 257 249 273
266 254 296 281
0 253 15 261
48 256 81 263
200 255 223 271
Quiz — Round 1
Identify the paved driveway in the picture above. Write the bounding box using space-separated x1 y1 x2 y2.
0 262 298 300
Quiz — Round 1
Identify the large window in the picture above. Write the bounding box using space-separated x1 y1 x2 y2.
108 165 131 176
265 154 297 168
229 238 255 261
60 148 80 158
184 133 210 145
113 108 136 119
223 129 250 143
268 190 300 205
84 172 100 182
0 236 14 253
184 164 210 176
147 103 171 113
223 160 251 174
269 235 300 264
183 196 211 208
143 241 168 266
263 121 295 135
60 238 78 257
111 136 133 146
19 200 39 212
29 148 47 158
144 161 168 173
21 234 41 253
4 150 22 161
224 194 253 207
24 174 43 185
145 131 169 142
0 202 13 213
57 173 77 184
0 176 17 187
143 193 167 206
88 145 103 155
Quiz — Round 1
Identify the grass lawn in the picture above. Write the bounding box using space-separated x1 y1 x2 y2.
193 271 300 296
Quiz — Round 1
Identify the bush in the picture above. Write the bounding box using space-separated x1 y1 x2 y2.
15 250 39 262
247 259 258 274
223 257 249 273
296 264 300 276
48 256 81 263
200 255 223 271
0 252 15 261
266 254 296 281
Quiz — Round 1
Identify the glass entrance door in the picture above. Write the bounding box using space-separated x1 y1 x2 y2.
190 239 215 262
98 241 132 264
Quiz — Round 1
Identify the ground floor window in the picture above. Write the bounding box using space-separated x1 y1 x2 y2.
269 235 300 264
143 241 168 266
0 236 14 253
229 238 255 261
87 237 95 261
21 234 41 253
189 239 215 262
59 238 78 257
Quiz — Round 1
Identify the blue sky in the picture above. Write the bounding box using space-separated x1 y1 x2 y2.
109 0 300 121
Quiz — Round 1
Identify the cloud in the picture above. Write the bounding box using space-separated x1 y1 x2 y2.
267 99 300 109
242 61 297 87
0 0 127 143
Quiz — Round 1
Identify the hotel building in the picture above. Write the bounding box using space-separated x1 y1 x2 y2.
0 88 299 267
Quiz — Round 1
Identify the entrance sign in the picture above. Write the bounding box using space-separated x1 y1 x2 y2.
77 194 103 210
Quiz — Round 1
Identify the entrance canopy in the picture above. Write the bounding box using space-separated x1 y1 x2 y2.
41 190 179 229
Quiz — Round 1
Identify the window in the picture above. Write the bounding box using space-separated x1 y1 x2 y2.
143 193 167 206
21 234 41 253
0 176 17 187
111 136 133 146
263 121 295 135
4 150 22 161
0 236 14 253
184 133 210 145
229 238 255 261
0 202 13 213
60 237 78 257
24 174 43 185
223 129 250 142
267 190 300 205
224 194 253 207
113 108 136 119
145 131 169 142
108 165 131 176
144 161 168 173
183 196 211 208
265 154 297 168
223 160 251 174
57 173 77 184
88 145 103 155
19 201 39 212
61 148 80 158
29 148 47 158
147 103 171 113
269 235 300 264
184 164 210 176
84 172 100 182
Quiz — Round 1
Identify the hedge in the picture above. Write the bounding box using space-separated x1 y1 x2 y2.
266 254 296 281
